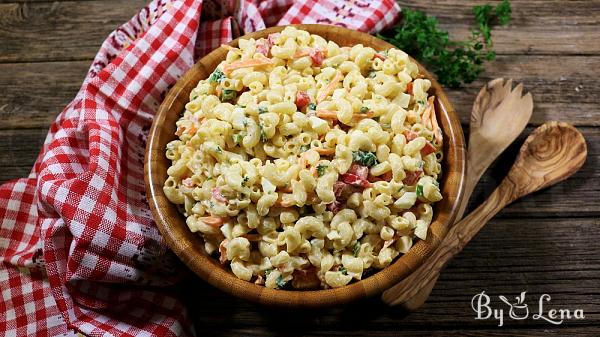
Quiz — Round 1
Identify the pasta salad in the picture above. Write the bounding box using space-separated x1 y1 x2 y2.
164 27 443 289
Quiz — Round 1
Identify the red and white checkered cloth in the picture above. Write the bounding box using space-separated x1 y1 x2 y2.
0 0 400 336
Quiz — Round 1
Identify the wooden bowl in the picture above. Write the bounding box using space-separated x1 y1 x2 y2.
145 24 466 307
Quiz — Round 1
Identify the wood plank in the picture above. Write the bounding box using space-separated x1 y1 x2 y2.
0 55 598 131
0 1 147 63
0 1 599 64
185 217 600 335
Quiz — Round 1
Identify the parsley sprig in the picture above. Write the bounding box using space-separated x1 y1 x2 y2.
378 0 511 87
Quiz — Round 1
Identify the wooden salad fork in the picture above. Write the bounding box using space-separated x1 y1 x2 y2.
382 121 587 306
382 78 533 308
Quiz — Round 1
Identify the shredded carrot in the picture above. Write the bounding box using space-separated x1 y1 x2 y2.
199 216 226 228
428 96 442 144
175 126 185 136
315 147 335 155
275 198 295 208
215 85 222 98
186 125 197 135
223 58 274 75
317 72 343 103
293 48 311 58
316 109 338 119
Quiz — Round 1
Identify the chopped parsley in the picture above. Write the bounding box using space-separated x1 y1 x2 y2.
416 99 426 106
232 133 243 145
338 266 348 275
243 119 249 127
307 102 317 111
264 268 273 276
367 70 377 78
316 164 328 177
416 184 424 198
238 105 246 108
352 242 361 257
360 106 369 113
259 125 267 142
299 145 310 153
215 146 223 154
208 69 226 83
352 151 379 167
276 275 286 289
220 89 237 102
241 176 249 187
258 106 269 114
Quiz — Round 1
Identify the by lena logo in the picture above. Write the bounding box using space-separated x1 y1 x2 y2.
471 291 585 327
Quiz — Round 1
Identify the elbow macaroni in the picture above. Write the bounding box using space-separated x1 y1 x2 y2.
164 27 444 290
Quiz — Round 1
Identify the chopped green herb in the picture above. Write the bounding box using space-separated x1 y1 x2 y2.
352 151 379 167
232 133 243 145
416 184 424 198
367 70 377 78
377 1 512 87
276 275 286 288
352 242 361 257
360 106 369 113
238 105 246 109
416 99 426 106
299 145 310 153
264 268 273 276
191 94 199 100
220 89 237 102
209 200 215 208
215 146 223 154
258 106 269 114
243 119 249 127
208 69 226 83
259 125 267 142
397 186 404 193
241 176 250 187
316 164 328 177
338 266 348 275
307 102 317 111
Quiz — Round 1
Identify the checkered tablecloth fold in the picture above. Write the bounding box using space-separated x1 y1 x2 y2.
0 0 400 336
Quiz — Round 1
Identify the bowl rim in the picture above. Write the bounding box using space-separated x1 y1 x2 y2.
145 24 466 307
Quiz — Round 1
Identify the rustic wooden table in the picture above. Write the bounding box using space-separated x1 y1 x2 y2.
1 0 598 336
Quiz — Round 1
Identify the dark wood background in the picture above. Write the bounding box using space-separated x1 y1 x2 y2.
1 0 598 336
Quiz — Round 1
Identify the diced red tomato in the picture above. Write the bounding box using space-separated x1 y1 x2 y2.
295 91 310 108
326 200 343 214
212 187 228 204
292 267 320 289
403 130 419 142
333 181 351 199
348 164 369 180
340 173 371 188
402 169 422 186
406 82 413 95
373 53 386 61
420 141 437 156
309 49 325 66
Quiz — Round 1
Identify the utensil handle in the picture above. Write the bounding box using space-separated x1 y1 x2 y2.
382 181 513 305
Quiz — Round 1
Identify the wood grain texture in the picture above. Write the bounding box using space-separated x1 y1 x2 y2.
145 24 466 307
1 55 598 130
383 122 587 306
0 1 147 63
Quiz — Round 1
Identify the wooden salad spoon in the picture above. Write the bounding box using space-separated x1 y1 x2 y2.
383 78 533 309
382 121 587 306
